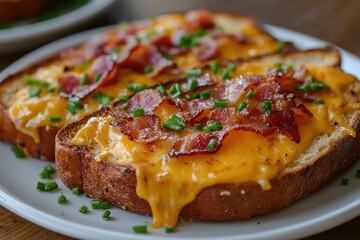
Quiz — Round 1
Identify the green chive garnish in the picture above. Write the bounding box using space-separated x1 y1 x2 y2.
207 139 217 150
156 85 168 96
221 69 231 80
37 182 45 191
118 93 129 101
57 195 67 204
163 115 186 132
121 102 130 109
311 81 330 91
199 88 215 100
72 187 81 195
246 90 255 99
209 60 219 73
66 98 84 115
237 101 247 111
79 205 88 214
203 121 223 133
185 69 202 77
165 225 175 233
80 73 88 85
227 62 237 72
39 164 55 179
102 210 111 220
188 79 198 91
171 91 182 99
132 108 145 117
294 83 311 93
194 123 202 131
118 20 128 28
213 98 227 108
274 64 293 72
169 83 181 94
11 146 25 158
44 181 58 191
93 73 102 82
133 225 147 233
29 87 41 97
91 199 102 209
341 178 349 185
127 83 147 92
275 41 294 52
164 54 174 60
101 201 110 210
261 99 272 114
75 61 90 70
144 65 154 74
92 92 114 105
179 29 208 48
314 98 324 105
49 115 61 122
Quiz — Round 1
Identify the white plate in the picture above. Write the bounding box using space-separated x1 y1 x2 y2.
0 0 113 55
1 25 360 240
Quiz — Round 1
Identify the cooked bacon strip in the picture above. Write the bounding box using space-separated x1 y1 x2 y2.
110 115 170 143
60 55 118 99
193 36 219 61
266 110 300 143
58 75 80 95
128 89 166 114
174 98 213 122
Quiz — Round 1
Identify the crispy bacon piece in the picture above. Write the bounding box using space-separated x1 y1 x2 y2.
60 55 118 99
193 36 219 61
266 110 300 143
185 9 215 29
58 75 80 95
174 98 213 122
110 115 170 143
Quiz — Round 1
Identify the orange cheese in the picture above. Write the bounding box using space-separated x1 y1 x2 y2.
71 66 358 227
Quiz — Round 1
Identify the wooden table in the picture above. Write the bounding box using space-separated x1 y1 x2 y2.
1 0 360 239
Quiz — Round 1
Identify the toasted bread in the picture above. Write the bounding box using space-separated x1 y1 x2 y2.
0 9 283 160
55 49 360 227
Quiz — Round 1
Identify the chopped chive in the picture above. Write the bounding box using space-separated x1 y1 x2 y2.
309 76 316 83
194 123 202 131
49 115 61 123
66 98 83 115
48 87 55 93
184 94 192 101
138 84 147 91
92 92 114 105
164 54 174 60
57 194 67 204
274 64 293 72
188 79 198 91
39 164 55 179
199 88 215 100
209 60 219 73
37 182 45 191
237 100 247 111
261 99 272 114
356 169 360 179
118 20 128 28
101 201 110 210
169 83 181 94
11 146 25 158
132 108 145 117
207 139 217 150
314 98 324 105
72 187 81 195
227 62 237 72
185 69 202 77
80 73 89 85
275 41 294 52
79 205 88 214
111 47 121 59
156 85 168 96
221 69 231 80
133 225 147 233
127 83 147 92
75 61 91 70
121 102 130 109
144 65 154 74
102 210 111 220
91 199 102 209
93 73 102 82
246 90 255 99
24 75 50 89
192 92 200 99
203 121 223 133
44 181 58 191
165 225 175 233
179 29 209 48
341 178 349 185
171 91 182 99
29 87 41 97
213 98 227 108
311 81 330 91
294 83 311 93
118 93 129 101
163 115 186 132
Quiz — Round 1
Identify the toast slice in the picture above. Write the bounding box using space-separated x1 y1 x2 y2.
0 9 284 160
55 49 360 227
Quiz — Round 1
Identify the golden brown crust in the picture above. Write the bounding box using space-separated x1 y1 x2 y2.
55 107 360 221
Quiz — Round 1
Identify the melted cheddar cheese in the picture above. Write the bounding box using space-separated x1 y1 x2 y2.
8 12 278 143
71 66 358 227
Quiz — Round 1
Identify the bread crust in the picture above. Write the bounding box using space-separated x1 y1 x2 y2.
55 108 360 222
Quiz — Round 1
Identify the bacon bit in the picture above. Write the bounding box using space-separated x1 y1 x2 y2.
58 75 80 94
110 115 170 143
266 110 300 143
255 83 281 102
185 9 215 29
291 104 313 119
169 132 225 157
128 89 166 114
174 98 213 122
193 36 219 61
60 55 118 99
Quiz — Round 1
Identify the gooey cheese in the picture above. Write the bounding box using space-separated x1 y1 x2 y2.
8 13 278 143
71 67 358 227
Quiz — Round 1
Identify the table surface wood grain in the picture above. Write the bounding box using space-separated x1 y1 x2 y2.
1 0 360 239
